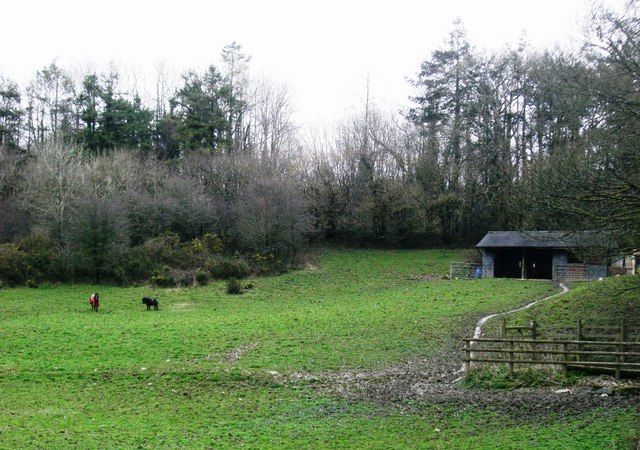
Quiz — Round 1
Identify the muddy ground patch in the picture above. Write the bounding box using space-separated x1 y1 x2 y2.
279 352 640 420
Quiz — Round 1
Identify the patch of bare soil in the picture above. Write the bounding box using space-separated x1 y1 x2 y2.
219 342 259 364
280 353 640 420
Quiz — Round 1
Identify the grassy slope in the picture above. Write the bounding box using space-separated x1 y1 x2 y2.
0 248 637 448
484 275 640 336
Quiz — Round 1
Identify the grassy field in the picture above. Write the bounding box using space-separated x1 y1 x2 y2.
0 248 638 448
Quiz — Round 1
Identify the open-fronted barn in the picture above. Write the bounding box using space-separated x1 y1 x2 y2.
476 231 609 281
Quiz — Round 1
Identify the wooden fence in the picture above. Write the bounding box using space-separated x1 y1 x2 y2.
554 264 607 281
464 318 640 378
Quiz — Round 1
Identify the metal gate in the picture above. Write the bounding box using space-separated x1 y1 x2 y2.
450 262 482 279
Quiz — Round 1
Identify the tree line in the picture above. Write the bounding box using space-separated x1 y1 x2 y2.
0 2 638 286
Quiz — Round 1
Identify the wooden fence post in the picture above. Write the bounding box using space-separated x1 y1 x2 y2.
508 339 514 375
530 320 537 362
562 343 568 378
530 320 538 340
501 318 507 338
577 318 583 340
464 340 470 375
576 319 583 363
616 318 627 379
615 342 622 379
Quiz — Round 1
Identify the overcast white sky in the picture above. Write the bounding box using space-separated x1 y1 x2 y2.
0 0 628 128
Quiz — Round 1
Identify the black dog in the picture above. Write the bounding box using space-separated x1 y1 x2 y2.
142 297 159 310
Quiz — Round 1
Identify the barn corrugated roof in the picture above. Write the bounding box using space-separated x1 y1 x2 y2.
476 231 590 249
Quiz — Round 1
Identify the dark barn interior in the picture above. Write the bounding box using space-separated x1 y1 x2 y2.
493 248 554 279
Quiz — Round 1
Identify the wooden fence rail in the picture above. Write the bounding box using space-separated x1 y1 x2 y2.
500 318 640 341
463 337 640 378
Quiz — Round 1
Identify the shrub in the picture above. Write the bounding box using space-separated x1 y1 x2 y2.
202 233 223 253
18 232 53 281
226 278 243 295
143 233 183 267
0 243 29 286
252 252 287 275
121 245 154 283
174 270 193 287
208 257 251 279
151 273 175 287
195 268 210 286
150 265 176 287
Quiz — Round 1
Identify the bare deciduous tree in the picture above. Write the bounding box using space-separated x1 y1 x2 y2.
249 78 296 161
19 139 84 238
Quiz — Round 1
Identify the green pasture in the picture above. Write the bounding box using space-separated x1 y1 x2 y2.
0 249 637 448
